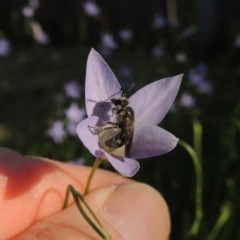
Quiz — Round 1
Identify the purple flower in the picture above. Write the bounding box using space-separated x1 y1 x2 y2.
234 36 240 48
151 45 164 58
101 33 118 50
152 13 167 29
65 103 86 136
197 80 214 94
21 6 34 18
176 52 187 63
180 92 196 108
83 0 101 17
0 38 11 57
77 49 182 177
64 80 82 99
31 21 50 45
119 29 133 41
120 66 133 79
65 103 86 123
48 120 66 143
188 63 214 94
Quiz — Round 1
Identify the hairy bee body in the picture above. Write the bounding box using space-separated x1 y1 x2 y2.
104 96 134 157
89 90 135 157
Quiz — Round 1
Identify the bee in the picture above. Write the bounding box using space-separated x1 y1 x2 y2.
89 87 134 158
107 90 134 157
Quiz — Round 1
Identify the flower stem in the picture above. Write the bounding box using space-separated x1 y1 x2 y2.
64 185 111 240
178 140 203 237
84 158 102 195
206 201 232 240
193 118 202 163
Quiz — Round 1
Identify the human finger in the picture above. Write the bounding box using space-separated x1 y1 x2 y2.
14 182 170 240
0 148 131 239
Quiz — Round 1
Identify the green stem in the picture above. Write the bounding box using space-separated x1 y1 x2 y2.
193 118 202 163
79 192 110 238
64 185 111 240
84 158 102 195
62 184 71 209
178 140 203 236
206 202 232 240
62 158 110 239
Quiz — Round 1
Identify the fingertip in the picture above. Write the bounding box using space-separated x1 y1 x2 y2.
101 182 170 240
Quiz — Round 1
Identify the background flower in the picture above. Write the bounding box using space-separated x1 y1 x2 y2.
48 120 66 143
65 103 86 123
0 38 11 57
83 0 101 17
64 80 82 99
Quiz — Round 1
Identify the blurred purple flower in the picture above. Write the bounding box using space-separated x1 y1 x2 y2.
76 49 182 177
189 70 204 86
180 92 196 108
0 38 11 57
65 103 86 122
189 63 214 94
234 36 240 48
153 13 167 29
48 120 66 143
64 80 82 98
31 22 50 45
101 33 118 50
120 66 133 78
176 52 187 63
152 45 164 58
83 0 101 17
21 6 34 18
197 81 214 94
119 29 133 41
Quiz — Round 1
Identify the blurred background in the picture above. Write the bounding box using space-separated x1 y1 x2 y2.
0 0 240 239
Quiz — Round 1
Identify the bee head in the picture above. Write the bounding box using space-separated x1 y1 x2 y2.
111 97 129 107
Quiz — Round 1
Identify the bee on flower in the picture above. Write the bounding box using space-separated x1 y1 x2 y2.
77 49 182 177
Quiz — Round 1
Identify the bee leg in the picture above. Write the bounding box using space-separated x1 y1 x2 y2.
88 125 103 130
88 123 119 131
107 121 118 125
112 107 117 116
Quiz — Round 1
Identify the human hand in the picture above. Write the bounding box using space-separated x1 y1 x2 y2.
0 148 170 240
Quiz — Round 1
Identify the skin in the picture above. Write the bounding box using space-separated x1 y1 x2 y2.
0 148 170 240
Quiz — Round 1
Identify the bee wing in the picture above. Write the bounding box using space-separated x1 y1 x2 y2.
125 122 134 157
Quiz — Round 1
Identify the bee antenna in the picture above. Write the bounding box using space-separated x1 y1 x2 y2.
121 83 134 97
127 83 135 92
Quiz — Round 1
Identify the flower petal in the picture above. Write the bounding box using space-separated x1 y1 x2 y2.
76 116 105 158
130 124 179 158
129 74 183 129
85 48 121 121
105 152 140 177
